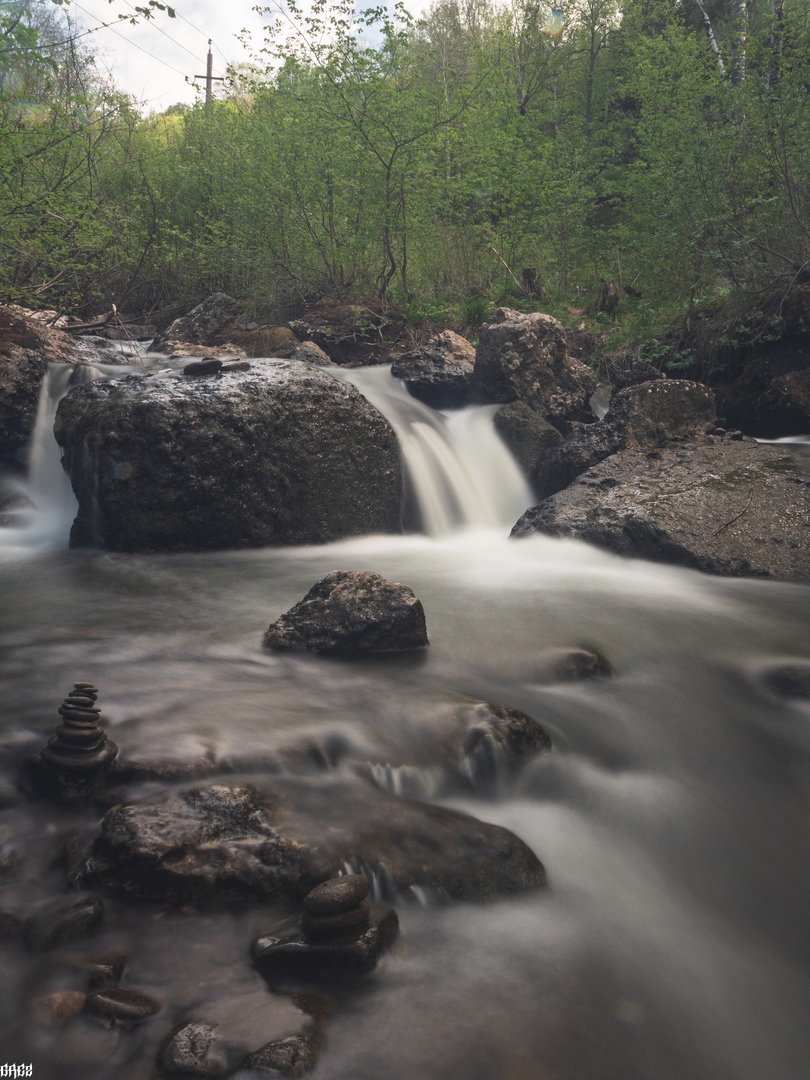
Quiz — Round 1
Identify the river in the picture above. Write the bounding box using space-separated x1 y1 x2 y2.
0 355 809 1079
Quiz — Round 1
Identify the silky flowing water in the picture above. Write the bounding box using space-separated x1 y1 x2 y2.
0 359 809 1079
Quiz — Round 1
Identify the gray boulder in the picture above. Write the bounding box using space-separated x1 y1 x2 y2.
493 401 563 480
54 360 402 552
513 438 810 582
80 780 546 904
391 330 475 408
534 379 717 499
472 308 597 424
263 570 428 656
151 293 242 352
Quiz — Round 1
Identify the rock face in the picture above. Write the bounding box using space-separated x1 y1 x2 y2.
493 401 563 480
0 305 75 472
151 293 242 352
534 379 717 499
81 779 546 905
289 299 407 366
54 360 402 552
391 330 476 408
513 438 810 581
716 340 810 437
263 571 428 656
473 308 597 424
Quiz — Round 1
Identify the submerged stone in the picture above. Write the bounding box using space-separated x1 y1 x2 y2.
85 985 161 1023
24 893 104 952
303 874 370 916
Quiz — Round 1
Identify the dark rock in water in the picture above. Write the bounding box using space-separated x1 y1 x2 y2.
183 358 223 377
253 906 399 983
533 646 612 683
303 874 370 916
80 778 545 904
25 893 104 951
451 700 552 797
86 985 161 1023
472 308 597 424
493 401 563 481
302 901 370 936
151 293 242 352
55 359 402 552
243 1032 321 1076
57 951 127 989
160 1021 239 1077
759 662 810 700
391 330 476 408
534 379 718 499
513 439 810 582
220 360 251 373
263 570 428 656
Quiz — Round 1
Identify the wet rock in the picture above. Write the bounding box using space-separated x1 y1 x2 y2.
759 662 810 700
472 308 598 424
0 305 76 473
303 875 369 916
493 401 563 480
533 646 612 682
160 1020 239 1077
756 368 810 438
286 341 335 367
452 701 552 797
263 570 428 656
55 359 402 552
184 358 223 377
253 906 399 983
289 298 406 365
221 359 251 373
391 330 475 408
243 1032 321 1076
512 439 810 582
80 778 546 904
25 893 104 951
33 990 86 1025
57 950 127 988
302 901 370 936
86 986 161 1024
534 379 717 499
151 293 242 352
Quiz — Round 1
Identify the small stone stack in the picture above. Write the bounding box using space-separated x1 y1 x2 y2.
302 875 370 940
28 682 118 802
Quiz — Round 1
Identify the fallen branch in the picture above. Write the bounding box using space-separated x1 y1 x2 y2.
714 487 754 536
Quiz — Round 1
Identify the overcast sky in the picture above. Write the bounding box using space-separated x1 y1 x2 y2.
69 1 281 112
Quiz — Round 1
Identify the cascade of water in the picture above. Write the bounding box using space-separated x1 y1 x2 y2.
334 365 534 535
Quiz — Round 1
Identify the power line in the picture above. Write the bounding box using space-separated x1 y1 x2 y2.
174 10 230 66
118 0 225 73
72 2 189 79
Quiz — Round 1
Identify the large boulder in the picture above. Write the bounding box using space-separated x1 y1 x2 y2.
80 780 546 905
513 438 810 581
493 401 564 481
151 293 242 353
263 570 428 656
54 360 402 552
0 305 76 472
390 331 475 408
533 379 717 499
472 308 597 424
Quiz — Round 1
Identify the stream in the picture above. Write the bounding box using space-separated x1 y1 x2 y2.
0 355 809 1079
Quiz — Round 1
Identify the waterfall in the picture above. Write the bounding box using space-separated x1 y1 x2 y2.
335 365 534 535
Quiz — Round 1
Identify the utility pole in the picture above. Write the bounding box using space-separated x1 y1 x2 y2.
194 40 225 117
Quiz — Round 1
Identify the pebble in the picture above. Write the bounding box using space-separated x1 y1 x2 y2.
86 986 162 1023
303 900 369 937
25 893 104 951
58 951 127 988
33 990 87 1025
303 874 369 916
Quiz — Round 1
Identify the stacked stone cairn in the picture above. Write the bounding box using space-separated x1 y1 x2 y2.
29 682 118 802
252 874 399 983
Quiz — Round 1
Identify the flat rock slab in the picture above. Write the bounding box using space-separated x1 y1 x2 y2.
263 570 429 656
512 439 810 581
253 906 399 983
80 778 545 905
